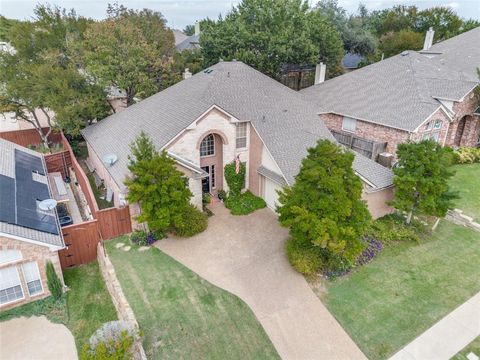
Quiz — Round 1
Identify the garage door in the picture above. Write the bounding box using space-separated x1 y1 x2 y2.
263 177 282 210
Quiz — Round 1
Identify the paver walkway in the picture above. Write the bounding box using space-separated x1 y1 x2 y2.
390 292 480 360
0 315 77 360
157 204 366 360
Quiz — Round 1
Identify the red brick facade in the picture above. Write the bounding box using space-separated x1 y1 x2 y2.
445 90 480 147
411 108 450 145
321 89 480 156
321 113 410 154
0 236 63 310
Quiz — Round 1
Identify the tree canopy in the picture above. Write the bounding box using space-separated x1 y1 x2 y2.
200 0 345 79
124 132 193 235
0 5 109 147
278 140 371 273
391 140 457 224
76 5 175 106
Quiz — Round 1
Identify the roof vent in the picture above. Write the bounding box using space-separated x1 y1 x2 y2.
102 153 118 166
401 51 409 56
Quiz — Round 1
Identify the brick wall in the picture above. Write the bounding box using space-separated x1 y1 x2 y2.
362 187 395 219
321 113 410 154
411 108 450 145
446 90 480 147
0 236 63 310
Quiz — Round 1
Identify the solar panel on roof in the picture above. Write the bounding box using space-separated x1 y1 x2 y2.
0 175 15 224
11 149 59 235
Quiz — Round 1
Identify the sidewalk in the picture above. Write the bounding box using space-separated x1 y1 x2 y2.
390 292 480 360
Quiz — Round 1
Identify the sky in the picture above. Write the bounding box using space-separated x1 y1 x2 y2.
1 0 479 30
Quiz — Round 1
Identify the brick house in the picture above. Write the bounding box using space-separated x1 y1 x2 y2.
301 27 480 159
82 61 394 221
0 139 65 310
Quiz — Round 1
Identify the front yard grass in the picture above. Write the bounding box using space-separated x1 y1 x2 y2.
449 163 480 221
322 221 480 360
0 261 117 353
105 236 279 360
452 336 480 360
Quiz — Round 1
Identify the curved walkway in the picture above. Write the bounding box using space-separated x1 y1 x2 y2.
157 205 366 360
0 315 77 360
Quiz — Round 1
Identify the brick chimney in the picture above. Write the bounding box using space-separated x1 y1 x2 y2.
183 68 192 79
315 62 326 84
423 27 435 50
194 21 200 36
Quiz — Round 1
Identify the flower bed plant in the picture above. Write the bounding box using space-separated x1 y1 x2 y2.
224 190 266 215
130 230 157 246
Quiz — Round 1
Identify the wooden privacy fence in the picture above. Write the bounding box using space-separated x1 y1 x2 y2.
0 127 62 147
58 133 132 269
59 220 100 269
44 150 72 180
331 130 387 160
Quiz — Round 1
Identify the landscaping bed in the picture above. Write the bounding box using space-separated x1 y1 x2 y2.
321 221 480 360
105 236 280 360
0 262 117 353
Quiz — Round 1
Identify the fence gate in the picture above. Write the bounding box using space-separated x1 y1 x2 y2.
59 220 100 269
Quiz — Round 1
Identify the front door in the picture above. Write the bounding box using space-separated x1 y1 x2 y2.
201 166 210 193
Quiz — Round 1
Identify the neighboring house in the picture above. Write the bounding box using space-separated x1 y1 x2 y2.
0 139 65 310
302 27 480 158
172 29 188 46
176 22 201 52
341 53 365 72
82 60 394 221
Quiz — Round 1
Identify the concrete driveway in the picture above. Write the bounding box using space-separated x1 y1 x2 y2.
157 204 366 360
0 316 77 360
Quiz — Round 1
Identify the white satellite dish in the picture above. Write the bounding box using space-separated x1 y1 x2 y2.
38 199 57 211
102 153 118 166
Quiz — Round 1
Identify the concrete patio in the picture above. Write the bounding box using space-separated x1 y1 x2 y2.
157 204 366 360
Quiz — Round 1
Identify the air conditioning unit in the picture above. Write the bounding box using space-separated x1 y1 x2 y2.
377 152 394 168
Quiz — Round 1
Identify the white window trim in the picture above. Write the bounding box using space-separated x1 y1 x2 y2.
21 262 44 297
236 123 248 150
200 134 215 158
0 266 25 307
0 250 23 266
342 116 357 133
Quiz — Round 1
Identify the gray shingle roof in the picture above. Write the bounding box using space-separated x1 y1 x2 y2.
172 29 188 46
257 166 288 186
176 34 200 51
302 27 480 131
0 139 64 248
83 61 393 192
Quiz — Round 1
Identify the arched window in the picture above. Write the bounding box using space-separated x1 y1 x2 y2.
200 134 215 157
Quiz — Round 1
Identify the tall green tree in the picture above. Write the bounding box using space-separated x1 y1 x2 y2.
125 132 193 234
77 6 175 106
0 5 109 144
201 0 344 79
378 29 423 57
415 7 463 41
314 1 377 57
278 140 371 273
391 140 456 224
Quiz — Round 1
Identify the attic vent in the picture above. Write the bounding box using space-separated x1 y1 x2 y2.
401 51 409 56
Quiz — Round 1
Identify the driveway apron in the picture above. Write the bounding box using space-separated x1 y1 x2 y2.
157 205 366 360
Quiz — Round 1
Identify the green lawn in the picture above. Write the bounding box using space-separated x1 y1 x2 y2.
105 237 279 360
449 164 480 221
86 172 113 210
64 262 118 349
324 221 480 360
0 262 117 353
452 336 480 360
